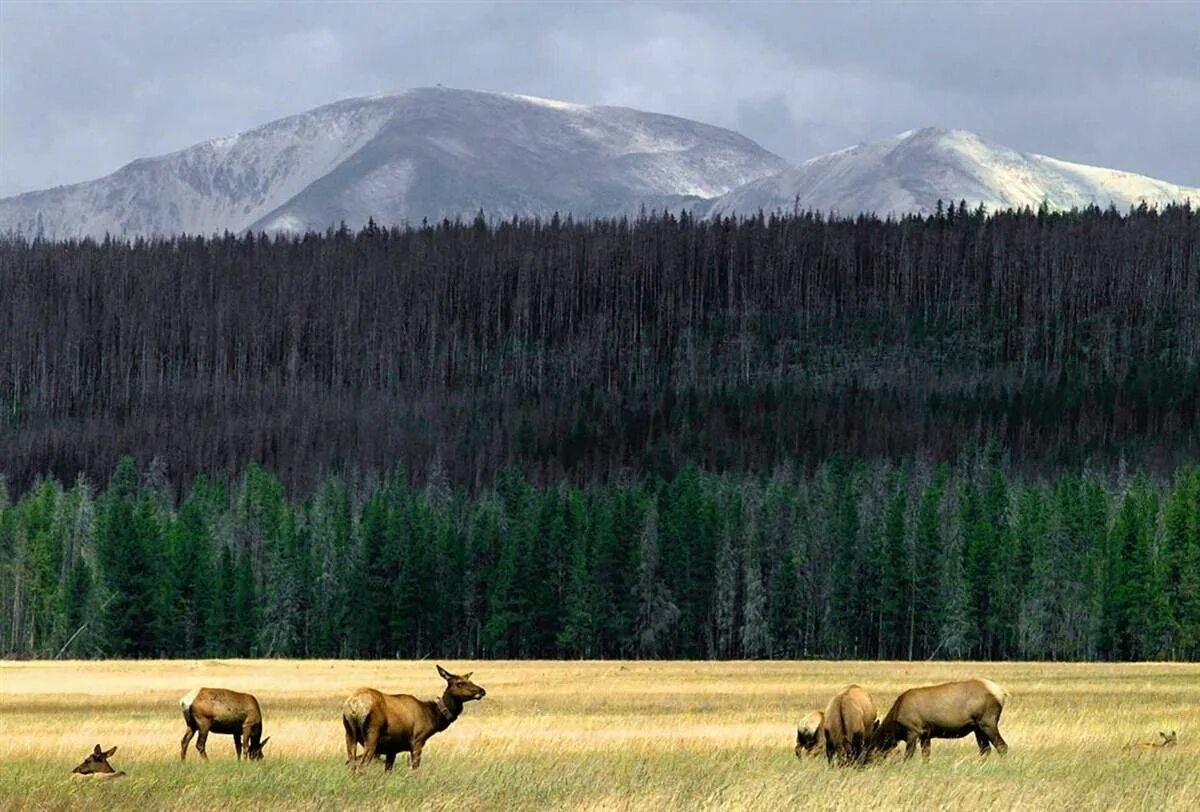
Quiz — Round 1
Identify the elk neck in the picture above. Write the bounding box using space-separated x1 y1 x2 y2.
434 690 463 731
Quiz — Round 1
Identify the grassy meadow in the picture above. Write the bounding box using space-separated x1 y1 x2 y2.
0 659 1196 810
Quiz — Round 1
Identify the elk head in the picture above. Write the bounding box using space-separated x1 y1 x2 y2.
437 665 486 702
1158 731 1177 747
72 744 123 777
247 736 271 760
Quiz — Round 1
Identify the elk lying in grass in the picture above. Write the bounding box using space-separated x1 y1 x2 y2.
822 685 878 765
1124 730 1178 752
794 710 825 758
870 677 1008 761
343 665 486 772
71 744 125 779
180 687 270 761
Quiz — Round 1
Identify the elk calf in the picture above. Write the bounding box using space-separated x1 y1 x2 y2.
71 744 125 779
343 665 486 772
794 710 825 758
1125 730 1177 752
871 677 1008 761
822 685 878 766
180 687 270 761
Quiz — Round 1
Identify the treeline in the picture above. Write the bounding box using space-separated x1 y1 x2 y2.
3 452 1198 662
2 204 1198 493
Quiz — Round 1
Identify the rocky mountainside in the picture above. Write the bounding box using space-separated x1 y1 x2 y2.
706 127 1199 218
0 87 787 239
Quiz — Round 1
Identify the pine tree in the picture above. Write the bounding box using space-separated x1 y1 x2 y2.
634 497 679 657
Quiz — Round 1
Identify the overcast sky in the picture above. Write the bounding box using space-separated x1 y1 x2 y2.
2 0 1198 197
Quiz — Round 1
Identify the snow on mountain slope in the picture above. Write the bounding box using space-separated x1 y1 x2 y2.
0 88 787 239
706 127 1199 218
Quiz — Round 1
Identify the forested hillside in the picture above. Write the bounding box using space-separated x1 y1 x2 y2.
2 205 1199 660
2 204 1198 493
2 454 1199 661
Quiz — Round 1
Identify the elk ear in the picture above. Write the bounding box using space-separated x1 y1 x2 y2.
259 737 270 749
93 744 103 756
461 672 473 680
436 665 453 681
102 746 117 758
873 719 881 733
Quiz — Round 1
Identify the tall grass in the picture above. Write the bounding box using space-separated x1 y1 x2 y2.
1 660 1196 810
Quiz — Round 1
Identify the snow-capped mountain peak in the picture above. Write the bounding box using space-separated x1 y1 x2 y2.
0 87 788 240
708 127 1199 217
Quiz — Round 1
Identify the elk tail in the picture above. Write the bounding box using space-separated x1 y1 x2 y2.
979 678 1010 707
180 688 200 728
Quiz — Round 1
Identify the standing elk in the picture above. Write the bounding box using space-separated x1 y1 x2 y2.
821 685 878 765
870 677 1009 761
180 687 270 761
343 665 486 772
71 744 126 779
794 710 825 758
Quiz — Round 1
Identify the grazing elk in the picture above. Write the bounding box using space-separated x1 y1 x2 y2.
343 665 486 772
821 684 878 765
180 687 270 761
870 677 1008 761
794 710 825 758
71 744 126 779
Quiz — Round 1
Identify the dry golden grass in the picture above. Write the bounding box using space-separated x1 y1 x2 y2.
0 659 1196 810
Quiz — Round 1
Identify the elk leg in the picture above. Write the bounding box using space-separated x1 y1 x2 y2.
343 719 358 766
383 754 396 772
920 735 931 759
410 743 423 771
234 733 243 760
974 727 991 756
903 734 918 760
180 727 196 761
357 727 381 773
196 722 211 761
979 721 1008 755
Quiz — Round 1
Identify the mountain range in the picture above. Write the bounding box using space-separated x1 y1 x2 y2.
1 87 1196 239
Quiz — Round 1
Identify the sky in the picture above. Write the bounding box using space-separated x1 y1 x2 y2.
1 0 1198 197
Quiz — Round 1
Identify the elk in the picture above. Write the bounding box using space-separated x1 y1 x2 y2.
794 710 825 758
870 677 1008 761
821 684 878 765
343 665 486 772
1125 730 1177 752
71 744 126 779
180 687 270 761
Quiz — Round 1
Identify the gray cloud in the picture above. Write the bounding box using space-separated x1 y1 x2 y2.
2 0 1197 197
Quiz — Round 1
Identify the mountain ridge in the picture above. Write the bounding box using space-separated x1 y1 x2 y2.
705 126 1199 218
2 91 1197 239
0 87 787 239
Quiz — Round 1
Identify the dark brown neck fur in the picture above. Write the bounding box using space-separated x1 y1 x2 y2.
431 689 464 732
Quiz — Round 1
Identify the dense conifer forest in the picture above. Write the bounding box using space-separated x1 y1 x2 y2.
2 204 1198 493
2 454 1199 661
2 204 1199 660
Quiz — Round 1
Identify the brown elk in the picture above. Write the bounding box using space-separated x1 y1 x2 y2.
1125 730 1177 752
342 665 486 772
71 744 126 779
180 687 270 761
794 710 825 758
821 684 878 765
870 677 1008 761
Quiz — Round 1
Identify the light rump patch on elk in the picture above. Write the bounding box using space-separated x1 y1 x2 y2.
71 744 126 779
343 665 485 772
180 687 270 761
794 710 824 758
822 684 878 765
871 677 1008 761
